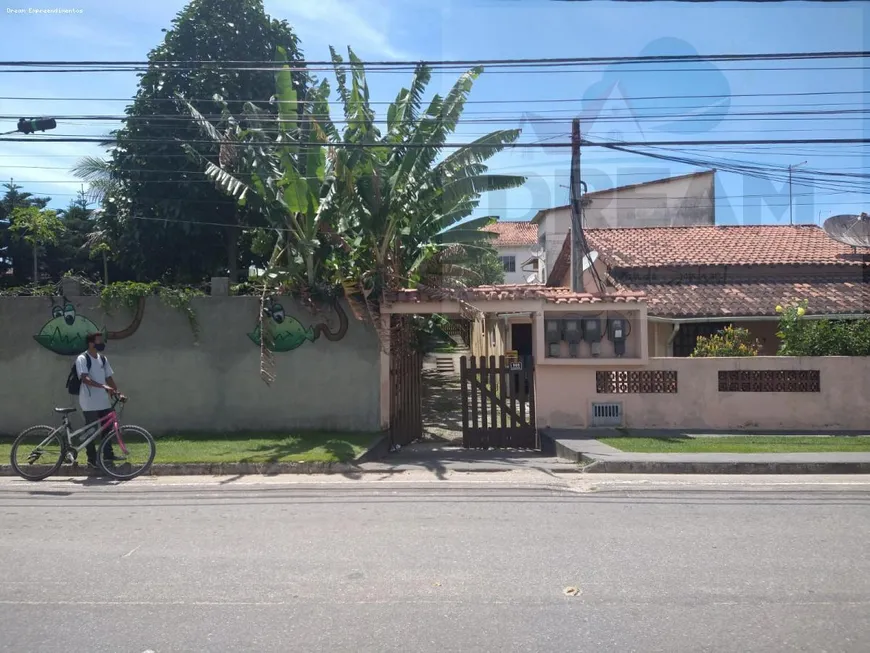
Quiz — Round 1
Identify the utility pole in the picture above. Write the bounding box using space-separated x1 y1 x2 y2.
569 118 583 292
788 160 807 225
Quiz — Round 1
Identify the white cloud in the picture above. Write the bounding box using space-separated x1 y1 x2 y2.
267 0 413 60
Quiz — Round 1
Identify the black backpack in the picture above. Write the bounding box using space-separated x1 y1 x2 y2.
66 353 106 395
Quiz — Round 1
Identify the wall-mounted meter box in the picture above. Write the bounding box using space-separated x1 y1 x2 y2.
581 317 603 357
563 316 582 357
608 316 628 357
545 318 563 357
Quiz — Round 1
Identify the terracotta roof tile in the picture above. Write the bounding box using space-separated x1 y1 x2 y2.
584 225 869 268
481 221 538 247
620 278 870 318
383 284 645 306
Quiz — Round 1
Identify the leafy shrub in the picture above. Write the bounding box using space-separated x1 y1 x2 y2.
691 325 761 357
776 300 870 356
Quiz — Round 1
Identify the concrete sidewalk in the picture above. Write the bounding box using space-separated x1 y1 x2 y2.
545 429 870 474
359 441 582 476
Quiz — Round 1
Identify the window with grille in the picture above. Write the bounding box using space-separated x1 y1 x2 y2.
499 256 516 273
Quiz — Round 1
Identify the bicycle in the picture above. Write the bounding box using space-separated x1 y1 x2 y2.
10 396 156 482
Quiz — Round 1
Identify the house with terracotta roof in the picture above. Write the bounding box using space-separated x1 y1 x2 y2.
545 224 870 356
481 220 540 284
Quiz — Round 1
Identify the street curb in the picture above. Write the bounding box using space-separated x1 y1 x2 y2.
0 462 374 477
0 462 585 477
353 434 392 464
578 458 870 474
540 431 870 474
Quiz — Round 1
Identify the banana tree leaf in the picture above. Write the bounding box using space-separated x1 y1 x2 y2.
438 129 522 173
441 174 527 209
441 67 482 134
274 46 298 147
281 171 309 215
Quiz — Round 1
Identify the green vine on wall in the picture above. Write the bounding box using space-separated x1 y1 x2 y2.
99 281 204 339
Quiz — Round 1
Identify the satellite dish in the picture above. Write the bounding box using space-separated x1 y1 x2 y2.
525 273 539 284
823 213 870 248
530 244 545 259
580 250 599 272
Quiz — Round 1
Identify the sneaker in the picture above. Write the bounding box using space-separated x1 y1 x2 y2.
86 460 98 471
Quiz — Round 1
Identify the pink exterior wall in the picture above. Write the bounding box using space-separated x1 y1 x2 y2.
535 356 870 431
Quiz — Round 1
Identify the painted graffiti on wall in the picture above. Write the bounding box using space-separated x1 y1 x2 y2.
248 299 349 353
32 298 146 356
33 303 102 355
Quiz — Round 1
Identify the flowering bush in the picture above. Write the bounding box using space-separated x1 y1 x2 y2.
776 300 870 356
691 325 761 357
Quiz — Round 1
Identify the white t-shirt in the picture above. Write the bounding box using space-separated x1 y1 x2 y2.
76 352 115 412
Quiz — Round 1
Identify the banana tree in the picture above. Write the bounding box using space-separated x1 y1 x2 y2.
330 48 526 298
180 45 339 293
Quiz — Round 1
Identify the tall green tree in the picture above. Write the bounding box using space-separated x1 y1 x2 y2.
97 0 309 283
0 180 51 283
9 206 65 283
42 190 89 279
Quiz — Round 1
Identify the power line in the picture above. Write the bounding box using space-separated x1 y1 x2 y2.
2 136 870 147
1 50 865 67
16 107 870 123
3 65 868 75
8 163 868 175
2 89 867 105
33 99 870 122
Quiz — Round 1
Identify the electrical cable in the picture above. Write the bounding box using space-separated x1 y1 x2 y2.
2 50 866 66
3 88 868 105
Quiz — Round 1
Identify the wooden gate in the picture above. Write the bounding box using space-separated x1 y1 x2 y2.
459 355 537 449
389 317 423 448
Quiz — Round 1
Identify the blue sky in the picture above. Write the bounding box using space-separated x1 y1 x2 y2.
0 0 867 227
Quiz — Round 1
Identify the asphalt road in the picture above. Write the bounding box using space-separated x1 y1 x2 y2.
1 473 869 653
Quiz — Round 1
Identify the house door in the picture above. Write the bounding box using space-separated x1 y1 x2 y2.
511 323 533 356
510 323 533 394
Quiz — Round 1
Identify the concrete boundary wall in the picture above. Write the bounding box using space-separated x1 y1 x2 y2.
536 356 870 431
0 296 381 435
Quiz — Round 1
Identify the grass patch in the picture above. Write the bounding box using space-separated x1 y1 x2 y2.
0 431 380 464
598 435 870 454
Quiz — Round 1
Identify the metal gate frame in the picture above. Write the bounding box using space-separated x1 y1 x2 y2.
389 316 423 448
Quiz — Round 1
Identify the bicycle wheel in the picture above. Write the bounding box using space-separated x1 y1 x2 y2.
98 425 156 481
10 425 65 481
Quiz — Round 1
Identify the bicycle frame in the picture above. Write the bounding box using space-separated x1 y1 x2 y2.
32 399 129 460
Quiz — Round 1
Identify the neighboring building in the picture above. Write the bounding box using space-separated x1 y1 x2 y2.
532 170 716 283
481 220 540 284
545 224 870 356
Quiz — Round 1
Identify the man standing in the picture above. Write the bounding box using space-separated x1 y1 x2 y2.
77 332 122 469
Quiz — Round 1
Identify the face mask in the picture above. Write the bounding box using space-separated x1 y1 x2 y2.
95 343 106 352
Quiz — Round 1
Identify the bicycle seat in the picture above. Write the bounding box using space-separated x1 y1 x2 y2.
54 407 78 414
